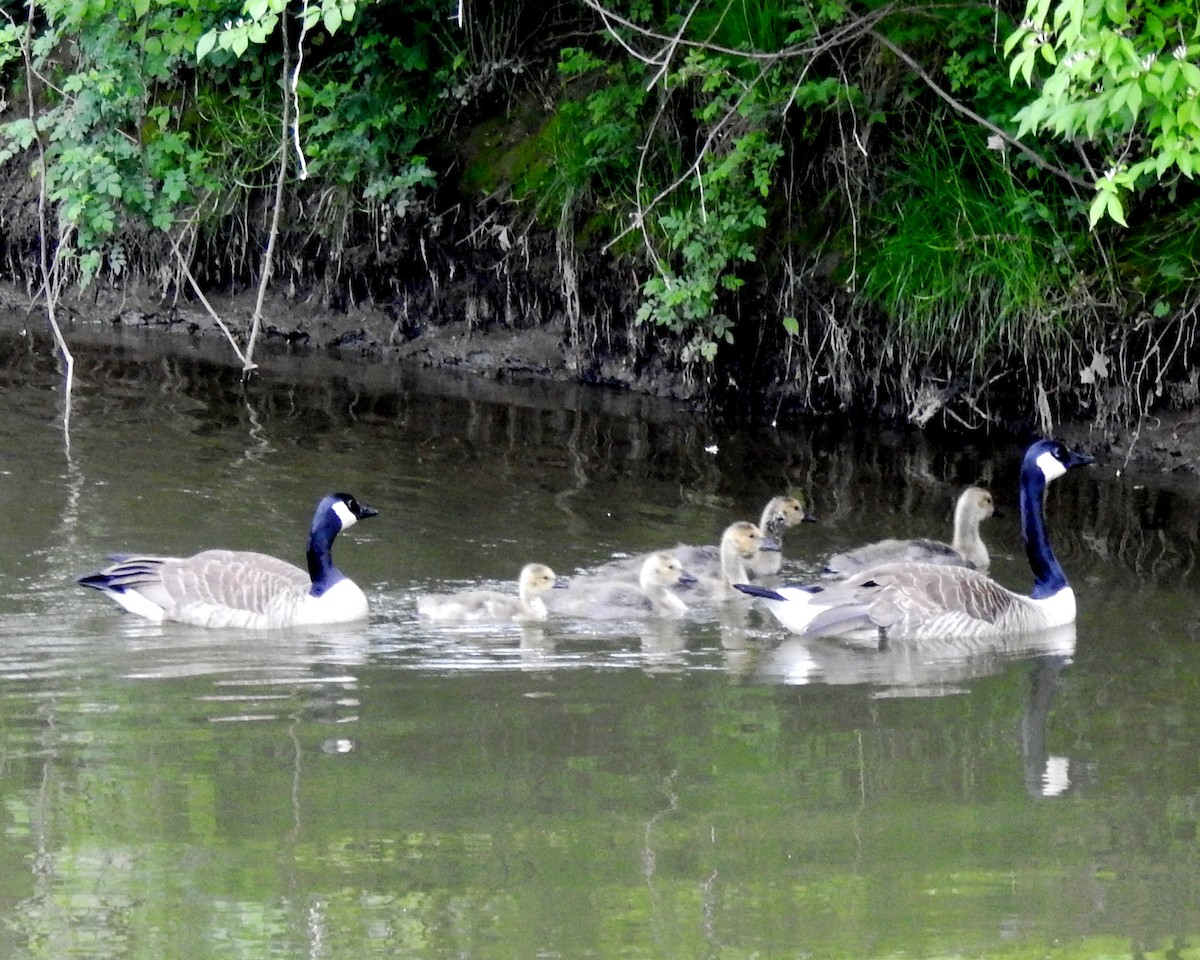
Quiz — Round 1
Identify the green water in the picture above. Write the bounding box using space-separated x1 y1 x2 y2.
0 322 1198 959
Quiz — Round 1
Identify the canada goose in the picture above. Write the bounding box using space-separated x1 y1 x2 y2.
546 552 697 619
748 494 817 576
78 492 378 629
576 495 806 583
735 439 1093 642
417 563 560 623
823 485 996 577
685 521 779 600
668 496 810 580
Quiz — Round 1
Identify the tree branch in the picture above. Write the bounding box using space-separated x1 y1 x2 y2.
867 29 1093 189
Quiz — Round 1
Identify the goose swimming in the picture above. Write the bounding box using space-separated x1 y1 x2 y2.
665 496 810 580
823 485 995 577
747 495 816 576
576 495 806 583
685 521 779 600
417 563 561 623
547 551 697 619
735 439 1093 642
78 492 378 629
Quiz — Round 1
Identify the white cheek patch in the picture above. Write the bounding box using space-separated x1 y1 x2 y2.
331 500 358 529
1036 450 1068 482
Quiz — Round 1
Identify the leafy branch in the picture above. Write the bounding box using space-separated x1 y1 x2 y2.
1005 0 1200 226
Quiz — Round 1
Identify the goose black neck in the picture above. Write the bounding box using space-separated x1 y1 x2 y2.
1020 463 1066 598
306 507 345 596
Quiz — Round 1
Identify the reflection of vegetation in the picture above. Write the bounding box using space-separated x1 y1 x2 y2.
2 661 1200 957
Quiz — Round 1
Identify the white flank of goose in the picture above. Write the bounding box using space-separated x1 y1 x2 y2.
823 485 995 577
547 551 697 619
78 492 378 629
735 439 1093 642
417 563 561 623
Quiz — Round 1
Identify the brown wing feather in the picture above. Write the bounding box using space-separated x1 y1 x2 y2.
161 550 309 616
847 563 1019 634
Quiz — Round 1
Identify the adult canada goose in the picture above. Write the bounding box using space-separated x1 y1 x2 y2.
547 552 697 619
417 563 561 623
822 485 996 578
747 495 817 576
735 439 1093 642
78 492 378 629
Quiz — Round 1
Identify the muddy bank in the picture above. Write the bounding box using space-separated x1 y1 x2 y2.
7 280 1200 486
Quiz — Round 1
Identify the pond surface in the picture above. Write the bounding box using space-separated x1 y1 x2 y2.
1 319 1199 960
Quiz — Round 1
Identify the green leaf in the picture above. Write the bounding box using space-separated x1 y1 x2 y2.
322 4 342 33
1003 27 1027 57
1106 190 1128 225
1009 48 1031 85
1162 60 1181 93
1126 81 1142 118
1088 190 1108 227
1110 83 1128 113
782 316 799 336
196 30 216 60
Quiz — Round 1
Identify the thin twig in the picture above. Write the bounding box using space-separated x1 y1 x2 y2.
867 29 1092 189
165 229 253 368
14 0 74 431
242 11 293 374
291 0 311 181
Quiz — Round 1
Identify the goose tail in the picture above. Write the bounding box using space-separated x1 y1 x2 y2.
733 583 788 602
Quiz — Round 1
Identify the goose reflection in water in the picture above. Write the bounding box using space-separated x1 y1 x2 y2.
757 622 1077 694
106 617 371 726
758 623 1079 798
